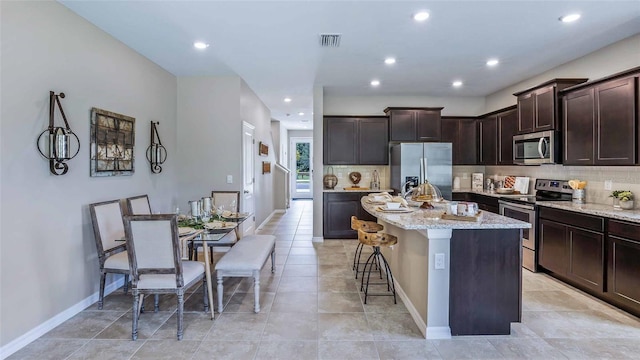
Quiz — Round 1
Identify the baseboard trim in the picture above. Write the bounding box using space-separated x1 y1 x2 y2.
393 280 428 338
256 210 282 230
312 236 324 243
426 326 452 339
0 277 125 360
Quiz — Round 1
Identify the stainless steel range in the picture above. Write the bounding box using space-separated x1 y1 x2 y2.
498 179 573 272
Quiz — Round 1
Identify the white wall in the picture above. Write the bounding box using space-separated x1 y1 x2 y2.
240 80 274 226
485 33 640 112
176 76 242 207
324 95 485 116
1 0 177 348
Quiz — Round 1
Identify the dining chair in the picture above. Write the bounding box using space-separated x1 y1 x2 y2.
123 214 208 340
190 191 242 261
89 199 130 310
125 194 152 215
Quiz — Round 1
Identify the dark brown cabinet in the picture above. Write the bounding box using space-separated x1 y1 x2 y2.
606 220 640 315
323 192 377 239
384 107 443 142
467 193 499 214
497 108 518 165
478 115 497 165
538 207 605 293
323 116 389 165
441 117 477 165
563 74 638 165
514 79 587 134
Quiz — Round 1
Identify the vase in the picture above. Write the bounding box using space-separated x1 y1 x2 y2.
613 198 621 209
620 200 634 210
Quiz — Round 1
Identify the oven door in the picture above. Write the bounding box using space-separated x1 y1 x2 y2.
499 200 537 272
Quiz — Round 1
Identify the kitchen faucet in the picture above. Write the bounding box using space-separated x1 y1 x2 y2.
401 180 414 199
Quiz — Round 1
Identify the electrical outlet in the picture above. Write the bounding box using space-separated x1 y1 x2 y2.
435 253 445 270
604 180 612 190
226 175 233 184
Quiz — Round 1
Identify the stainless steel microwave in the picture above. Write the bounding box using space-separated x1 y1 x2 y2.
513 130 560 165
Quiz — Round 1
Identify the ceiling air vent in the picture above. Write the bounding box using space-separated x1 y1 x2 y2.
319 34 341 47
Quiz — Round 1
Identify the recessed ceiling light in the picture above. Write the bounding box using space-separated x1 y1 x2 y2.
413 11 430 22
384 57 396 65
559 14 581 23
486 59 499 67
452 81 463 87
370 80 380 87
193 41 209 49
298 112 304 116
284 97 292 103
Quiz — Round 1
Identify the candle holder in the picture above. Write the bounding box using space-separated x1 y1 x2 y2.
36 91 80 175
145 121 167 173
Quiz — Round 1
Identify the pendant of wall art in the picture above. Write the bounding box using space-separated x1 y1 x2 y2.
90 107 135 177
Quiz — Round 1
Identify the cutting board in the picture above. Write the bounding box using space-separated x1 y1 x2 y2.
514 177 530 194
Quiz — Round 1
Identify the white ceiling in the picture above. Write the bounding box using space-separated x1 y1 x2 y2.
59 1 640 130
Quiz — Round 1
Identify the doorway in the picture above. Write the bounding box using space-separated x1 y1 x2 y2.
242 121 255 235
290 137 313 199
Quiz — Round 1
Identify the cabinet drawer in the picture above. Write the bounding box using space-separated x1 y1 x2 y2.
538 207 604 232
608 220 640 242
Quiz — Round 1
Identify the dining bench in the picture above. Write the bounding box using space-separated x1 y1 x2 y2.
215 234 276 313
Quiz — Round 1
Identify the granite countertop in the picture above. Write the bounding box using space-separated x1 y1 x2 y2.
537 201 640 224
360 197 530 230
324 188 394 193
454 188 640 224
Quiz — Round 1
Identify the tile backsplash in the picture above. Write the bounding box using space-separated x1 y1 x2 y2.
323 165 389 190
456 164 640 209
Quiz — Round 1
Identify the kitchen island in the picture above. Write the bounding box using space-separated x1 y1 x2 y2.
361 198 530 339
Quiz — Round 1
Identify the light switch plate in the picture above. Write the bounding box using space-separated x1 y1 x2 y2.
226 175 233 184
604 180 612 190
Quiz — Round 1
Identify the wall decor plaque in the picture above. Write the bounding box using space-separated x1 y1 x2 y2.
90 107 135 177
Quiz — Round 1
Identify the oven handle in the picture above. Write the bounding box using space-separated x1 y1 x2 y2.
498 200 535 211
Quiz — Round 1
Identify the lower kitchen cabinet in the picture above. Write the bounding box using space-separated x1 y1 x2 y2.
606 220 640 315
538 207 605 294
468 193 499 214
323 192 377 239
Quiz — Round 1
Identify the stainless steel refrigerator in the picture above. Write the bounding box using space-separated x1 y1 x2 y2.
390 143 452 200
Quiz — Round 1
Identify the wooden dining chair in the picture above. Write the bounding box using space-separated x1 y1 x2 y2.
125 194 152 215
89 199 130 309
123 214 209 340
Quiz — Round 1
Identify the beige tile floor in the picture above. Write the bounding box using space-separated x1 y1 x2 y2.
9 199 640 359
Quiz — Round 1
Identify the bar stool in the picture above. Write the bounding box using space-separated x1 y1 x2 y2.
357 228 397 304
351 216 383 279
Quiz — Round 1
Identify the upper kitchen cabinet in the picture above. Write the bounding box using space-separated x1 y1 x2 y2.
497 107 518 165
562 68 639 165
441 117 478 165
323 116 389 165
384 107 443 142
478 114 497 165
514 79 588 134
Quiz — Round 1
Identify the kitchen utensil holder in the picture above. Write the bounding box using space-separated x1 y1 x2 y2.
572 189 585 204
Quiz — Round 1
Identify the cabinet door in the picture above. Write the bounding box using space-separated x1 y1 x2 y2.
498 109 517 165
389 110 416 141
594 77 636 165
358 117 389 165
324 117 358 164
567 226 604 292
323 193 359 238
563 88 595 165
459 119 478 165
416 110 441 141
517 92 535 133
539 219 568 274
479 116 497 165
534 86 556 131
441 119 459 163
607 234 640 311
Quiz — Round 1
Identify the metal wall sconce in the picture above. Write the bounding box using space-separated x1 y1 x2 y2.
145 121 167 173
36 91 80 175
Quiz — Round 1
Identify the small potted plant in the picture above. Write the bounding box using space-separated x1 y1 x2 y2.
611 190 634 210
